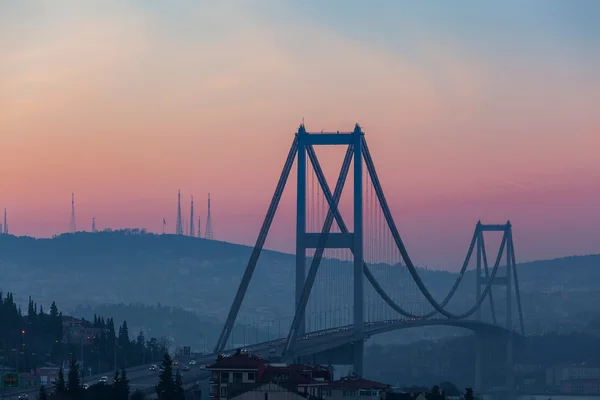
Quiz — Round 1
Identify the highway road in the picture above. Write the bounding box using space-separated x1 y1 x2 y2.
2 319 507 399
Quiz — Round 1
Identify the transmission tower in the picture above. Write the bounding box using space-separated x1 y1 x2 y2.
2 208 7 234
92 217 97 233
69 193 76 233
204 193 213 240
197 216 201 238
189 196 195 237
175 190 183 235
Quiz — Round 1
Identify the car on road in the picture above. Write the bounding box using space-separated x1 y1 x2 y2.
189 360 196 365
99 376 108 384
172 360 179 365
18 394 28 400
182 365 190 371
149 364 158 371
83 384 90 390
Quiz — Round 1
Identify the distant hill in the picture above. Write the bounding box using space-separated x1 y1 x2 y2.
0 230 598 335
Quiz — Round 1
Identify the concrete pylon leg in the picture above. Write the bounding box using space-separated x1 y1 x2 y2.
506 333 514 390
353 340 364 377
474 334 482 392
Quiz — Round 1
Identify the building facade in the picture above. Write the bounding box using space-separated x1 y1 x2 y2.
61 316 102 345
207 352 332 400
322 375 389 400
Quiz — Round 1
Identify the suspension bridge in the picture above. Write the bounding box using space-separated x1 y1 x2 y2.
212 124 525 393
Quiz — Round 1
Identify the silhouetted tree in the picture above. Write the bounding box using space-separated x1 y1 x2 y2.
114 368 130 400
67 357 82 399
175 369 185 400
53 368 67 395
464 388 474 400
156 353 176 399
427 385 445 400
131 390 146 400
38 385 48 400
112 369 120 388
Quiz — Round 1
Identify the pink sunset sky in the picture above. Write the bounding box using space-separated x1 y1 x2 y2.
1 1 599 269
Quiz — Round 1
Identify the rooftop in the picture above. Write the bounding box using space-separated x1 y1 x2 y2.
327 375 388 390
207 352 267 370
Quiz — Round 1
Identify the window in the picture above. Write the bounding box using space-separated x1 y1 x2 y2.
233 372 243 383
220 387 228 397
221 372 229 382
247 372 256 381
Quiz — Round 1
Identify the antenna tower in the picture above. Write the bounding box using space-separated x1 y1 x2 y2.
204 193 213 240
189 196 195 237
3 208 7 234
92 217 97 233
197 216 201 238
176 190 183 235
69 193 77 233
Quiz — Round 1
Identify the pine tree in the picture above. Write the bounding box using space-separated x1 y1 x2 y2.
131 390 146 400
464 388 474 400
112 369 120 388
428 385 445 400
39 385 48 400
113 368 130 400
175 369 185 400
53 368 67 394
155 353 175 399
119 320 130 347
50 301 59 317
67 357 82 398
136 329 146 364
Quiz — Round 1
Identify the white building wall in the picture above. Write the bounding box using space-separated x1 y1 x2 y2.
323 388 383 400
231 383 309 400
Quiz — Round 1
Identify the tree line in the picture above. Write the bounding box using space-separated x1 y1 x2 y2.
0 292 168 375
41 353 185 400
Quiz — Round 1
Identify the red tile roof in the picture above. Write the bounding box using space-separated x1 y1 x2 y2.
328 376 388 390
207 354 267 370
261 364 332 385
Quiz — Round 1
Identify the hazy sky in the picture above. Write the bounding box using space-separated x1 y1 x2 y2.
1 1 599 269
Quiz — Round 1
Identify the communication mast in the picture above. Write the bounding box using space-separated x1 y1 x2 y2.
69 193 77 233
176 190 183 235
204 193 213 240
189 196 195 237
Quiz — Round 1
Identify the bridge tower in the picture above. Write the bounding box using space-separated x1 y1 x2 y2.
293 124 365 374
214 124 367 374
214 123 524 383
474 222 524 393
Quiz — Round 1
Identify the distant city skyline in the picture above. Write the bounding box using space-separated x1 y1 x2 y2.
1 1 599 268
